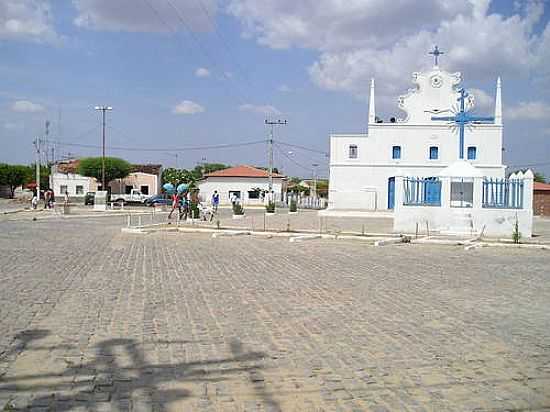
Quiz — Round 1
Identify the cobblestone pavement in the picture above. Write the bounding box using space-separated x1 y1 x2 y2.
0 216 549 411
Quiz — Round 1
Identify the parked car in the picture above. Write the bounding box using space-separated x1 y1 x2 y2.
84 191 95 205
111 189 151 204
144 194 172 207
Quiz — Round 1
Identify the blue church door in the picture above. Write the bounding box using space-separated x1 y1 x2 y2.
388 177 395 209
424 177 441 205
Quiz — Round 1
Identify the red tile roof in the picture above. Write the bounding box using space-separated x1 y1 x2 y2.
204 165 285 178
534 182 550 191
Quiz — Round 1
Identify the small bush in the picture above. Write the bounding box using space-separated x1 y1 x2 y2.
265 201 275 213
289 199 297 212
512 216 521 244
232 203 244 215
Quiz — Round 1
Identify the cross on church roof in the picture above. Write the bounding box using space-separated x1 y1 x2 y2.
429 45 444 66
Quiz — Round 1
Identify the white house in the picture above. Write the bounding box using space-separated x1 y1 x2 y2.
50 160 162 198
328 50 504 212
198 165 286 205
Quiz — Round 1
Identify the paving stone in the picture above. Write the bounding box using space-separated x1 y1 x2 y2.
0 216 548 410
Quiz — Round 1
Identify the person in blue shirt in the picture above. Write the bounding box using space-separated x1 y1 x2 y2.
211 190 220 212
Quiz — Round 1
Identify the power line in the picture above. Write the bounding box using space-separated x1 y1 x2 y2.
275 140 329 157
42 138 267 153
274 144 313 172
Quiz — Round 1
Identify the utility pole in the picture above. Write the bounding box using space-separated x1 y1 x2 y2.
33 137 41 201
264 119 287 199
94 105 112 190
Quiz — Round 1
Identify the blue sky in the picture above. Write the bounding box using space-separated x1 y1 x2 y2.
1 0 549 179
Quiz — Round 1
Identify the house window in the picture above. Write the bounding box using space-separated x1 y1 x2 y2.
76 185 84 195
429 146 439 160
248 190 260 199
60 185 68 195
467 146 477 160
140 185 149 195
392 146 401 159
349 145 358 159
125 185 133 194
229 191 241 199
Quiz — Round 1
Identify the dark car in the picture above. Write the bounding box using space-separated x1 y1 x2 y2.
84 191 95 205
144 194 172 207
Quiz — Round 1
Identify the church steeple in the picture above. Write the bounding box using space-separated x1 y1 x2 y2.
368 78 376 124
495 77 502 125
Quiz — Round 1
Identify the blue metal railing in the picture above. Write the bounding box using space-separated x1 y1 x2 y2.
403 177 441 206
482 178 524 209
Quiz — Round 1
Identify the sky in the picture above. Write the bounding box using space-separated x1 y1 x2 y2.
1 0 549 179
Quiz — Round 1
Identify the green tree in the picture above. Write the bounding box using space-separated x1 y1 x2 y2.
0 164 32 198
162 168 195 186
190 163 230 180
78 157 131 188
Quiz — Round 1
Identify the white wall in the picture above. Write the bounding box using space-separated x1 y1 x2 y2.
329 121 505 211
51 173 92 197
198 177 285 205
393 175 533 238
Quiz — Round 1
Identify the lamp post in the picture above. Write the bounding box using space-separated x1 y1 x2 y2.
94 105 112 190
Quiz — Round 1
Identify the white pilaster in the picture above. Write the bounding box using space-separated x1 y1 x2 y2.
495 77 502 126
368 78 376 124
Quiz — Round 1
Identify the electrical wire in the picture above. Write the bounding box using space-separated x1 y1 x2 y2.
275 140 329 156
42 138 267 153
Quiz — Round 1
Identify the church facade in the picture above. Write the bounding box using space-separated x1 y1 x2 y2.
327 57 505 212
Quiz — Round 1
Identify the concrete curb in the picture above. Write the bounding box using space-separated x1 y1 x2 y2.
289 234 322 243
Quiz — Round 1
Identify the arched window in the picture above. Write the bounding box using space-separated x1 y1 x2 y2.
349 145 358 159
429 146 439 160
392 145 401 159
467 146 477 160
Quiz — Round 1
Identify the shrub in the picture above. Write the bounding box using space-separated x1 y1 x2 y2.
232 203 244 215
512 215 521 244
265 201 275 213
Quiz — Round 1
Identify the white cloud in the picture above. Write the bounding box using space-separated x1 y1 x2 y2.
506 101 550 120
239 104 281 116
172 100 205 115
11 100 45 113
0 0 59 43
278 84 292 93
469 88 494 113
73 0 216 32
195 67 210 77
229 0 550 102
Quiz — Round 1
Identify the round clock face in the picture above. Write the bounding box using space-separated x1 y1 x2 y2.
430 75 443 88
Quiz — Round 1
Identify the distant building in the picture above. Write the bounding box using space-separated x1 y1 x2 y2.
198 165 286 205
50 160 162 197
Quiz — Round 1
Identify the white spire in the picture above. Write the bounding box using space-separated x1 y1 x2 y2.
495 76 502 125
368 78 376 124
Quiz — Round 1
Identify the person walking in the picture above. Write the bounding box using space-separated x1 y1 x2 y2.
168 192 180 220
43 190 50 209
31 193 38 210
211 190 219 213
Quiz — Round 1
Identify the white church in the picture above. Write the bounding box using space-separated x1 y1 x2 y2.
327 47 534 237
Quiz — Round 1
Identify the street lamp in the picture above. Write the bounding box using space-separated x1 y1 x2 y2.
95 106 112 190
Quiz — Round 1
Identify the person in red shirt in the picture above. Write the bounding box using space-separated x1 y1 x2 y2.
168 192 180 219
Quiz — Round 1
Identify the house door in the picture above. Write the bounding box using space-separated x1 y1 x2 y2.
388 177 395 209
